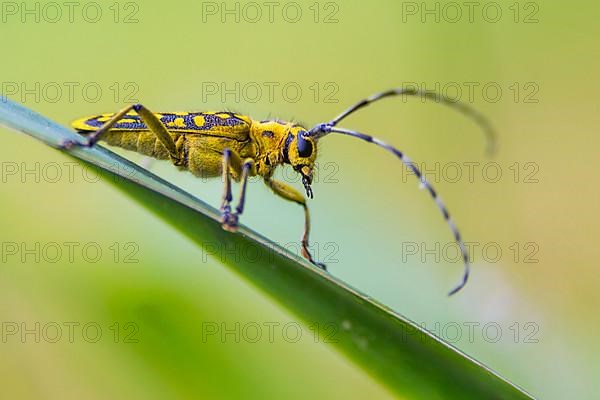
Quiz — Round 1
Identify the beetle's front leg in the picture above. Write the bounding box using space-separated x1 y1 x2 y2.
264 177 326 270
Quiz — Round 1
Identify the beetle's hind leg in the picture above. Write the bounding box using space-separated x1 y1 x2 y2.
65 103 181 165
220 148 255 232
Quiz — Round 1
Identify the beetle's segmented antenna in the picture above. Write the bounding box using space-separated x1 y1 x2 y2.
328 88 497 155
317 125 469 295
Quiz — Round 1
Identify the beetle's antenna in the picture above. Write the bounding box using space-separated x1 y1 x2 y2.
310 124 469 296
325 88 497 155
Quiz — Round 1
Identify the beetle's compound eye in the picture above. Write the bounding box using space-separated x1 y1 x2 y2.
296 131 313 158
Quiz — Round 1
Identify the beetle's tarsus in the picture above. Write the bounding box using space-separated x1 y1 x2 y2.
314 261 327 271
59 137 98 149
301 243 326 271
220 207 239 232
59 139 77 149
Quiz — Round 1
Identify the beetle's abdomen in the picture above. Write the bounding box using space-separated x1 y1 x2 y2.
90 130 175 160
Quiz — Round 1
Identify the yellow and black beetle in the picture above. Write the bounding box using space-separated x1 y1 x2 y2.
69 88 495 295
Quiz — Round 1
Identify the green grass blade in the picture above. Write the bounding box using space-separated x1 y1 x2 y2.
0 97 534 399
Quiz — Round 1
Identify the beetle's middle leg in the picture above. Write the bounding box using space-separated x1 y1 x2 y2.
220 148 255 232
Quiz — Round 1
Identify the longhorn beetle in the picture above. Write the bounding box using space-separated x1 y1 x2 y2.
68 88 495 295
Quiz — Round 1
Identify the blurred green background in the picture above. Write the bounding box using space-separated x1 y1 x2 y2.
0 0 596 398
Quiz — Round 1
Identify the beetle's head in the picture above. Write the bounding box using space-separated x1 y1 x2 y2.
283 125 318 198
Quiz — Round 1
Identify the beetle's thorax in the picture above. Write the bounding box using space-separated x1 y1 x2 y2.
250 119 292 176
